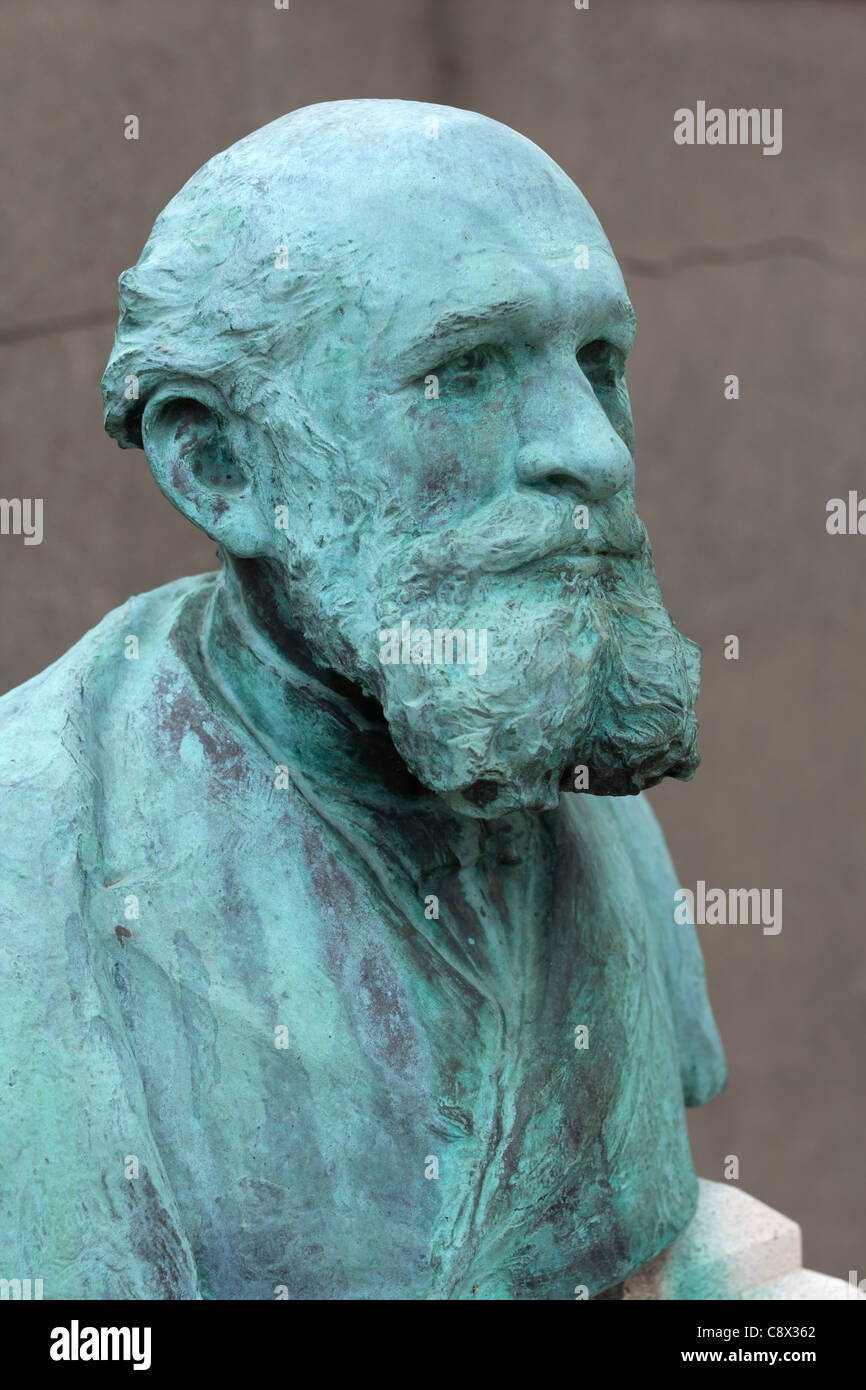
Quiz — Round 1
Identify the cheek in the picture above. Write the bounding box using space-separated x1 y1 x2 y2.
379 385 521 524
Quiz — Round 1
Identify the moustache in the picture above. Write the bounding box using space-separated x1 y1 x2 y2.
394 489 649 585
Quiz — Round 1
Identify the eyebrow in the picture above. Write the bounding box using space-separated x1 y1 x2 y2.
395 298 535 377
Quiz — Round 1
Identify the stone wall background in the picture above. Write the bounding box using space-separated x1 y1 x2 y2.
1 0 863 1283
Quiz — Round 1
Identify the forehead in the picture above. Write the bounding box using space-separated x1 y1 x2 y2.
255 117 629 347
337 158 626 338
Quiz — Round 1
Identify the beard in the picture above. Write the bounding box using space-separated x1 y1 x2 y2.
289 487 701 819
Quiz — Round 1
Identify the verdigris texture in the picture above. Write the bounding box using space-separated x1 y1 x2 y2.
0 101 725 1299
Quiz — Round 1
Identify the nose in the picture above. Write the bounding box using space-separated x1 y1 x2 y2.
514 365 633 502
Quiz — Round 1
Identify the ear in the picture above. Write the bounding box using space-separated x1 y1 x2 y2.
141 386 272 558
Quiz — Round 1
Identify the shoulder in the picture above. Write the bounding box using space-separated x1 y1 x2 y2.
0 573 216 770
0 572 218 949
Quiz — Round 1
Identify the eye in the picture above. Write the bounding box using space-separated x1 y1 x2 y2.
451 346 489 373
576 338 622 388
576 337 634 449
434 344 494 381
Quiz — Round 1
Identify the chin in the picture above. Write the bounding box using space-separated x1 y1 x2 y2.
431 743 699 820
392 698 701 819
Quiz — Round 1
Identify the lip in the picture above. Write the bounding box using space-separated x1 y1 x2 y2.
539 554 617 584
507 546 639 580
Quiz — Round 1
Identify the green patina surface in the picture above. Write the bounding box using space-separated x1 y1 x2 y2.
0 102 725 1299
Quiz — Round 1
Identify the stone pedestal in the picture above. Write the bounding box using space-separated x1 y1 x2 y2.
617 1180 863 1300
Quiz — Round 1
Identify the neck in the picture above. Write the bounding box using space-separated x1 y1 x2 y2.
199 554 432 808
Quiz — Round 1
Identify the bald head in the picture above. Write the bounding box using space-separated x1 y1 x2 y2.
102 99 625 451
